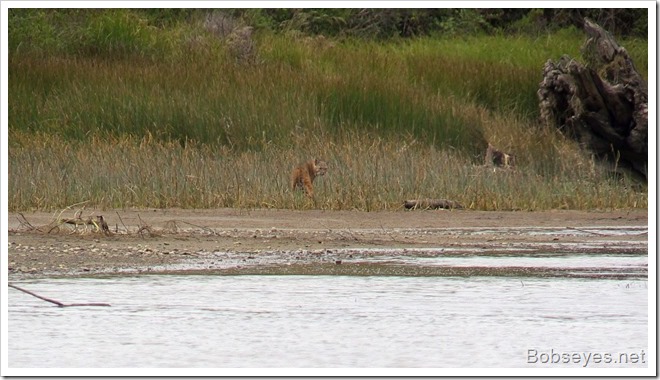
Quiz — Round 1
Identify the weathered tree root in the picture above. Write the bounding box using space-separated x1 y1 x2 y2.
14 212 217 237
49 214 111 235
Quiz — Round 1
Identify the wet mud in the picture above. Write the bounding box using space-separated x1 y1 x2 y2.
7 208 648 280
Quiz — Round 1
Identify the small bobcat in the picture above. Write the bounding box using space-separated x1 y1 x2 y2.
485 143 515 168
291 158 328 197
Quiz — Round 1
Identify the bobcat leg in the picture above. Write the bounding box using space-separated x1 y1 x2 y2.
303 177 314 197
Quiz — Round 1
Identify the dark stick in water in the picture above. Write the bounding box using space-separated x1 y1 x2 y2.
8 283 111 307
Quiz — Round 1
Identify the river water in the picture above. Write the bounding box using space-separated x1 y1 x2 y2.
7 269 648 370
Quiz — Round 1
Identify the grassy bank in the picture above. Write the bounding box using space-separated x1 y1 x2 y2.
8 10 648 211
8 32 591 150
9 130 646 211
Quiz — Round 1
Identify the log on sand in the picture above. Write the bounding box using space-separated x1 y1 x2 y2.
404 199 464 210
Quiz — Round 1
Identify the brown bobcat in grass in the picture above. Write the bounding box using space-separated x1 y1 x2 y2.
291 158 328 197
485 143 515 168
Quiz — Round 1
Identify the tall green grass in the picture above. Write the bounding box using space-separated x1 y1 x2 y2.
10 25 609 151
10 25 647 151
7 11 648 211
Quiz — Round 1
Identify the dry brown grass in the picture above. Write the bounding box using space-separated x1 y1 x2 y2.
8 129 646 212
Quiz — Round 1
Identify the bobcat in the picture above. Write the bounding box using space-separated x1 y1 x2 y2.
485 143 515 168
291 158 328 197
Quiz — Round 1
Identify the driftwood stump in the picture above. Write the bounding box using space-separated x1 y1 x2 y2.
54 214 111 235
404 199 464 210
538 18 647 181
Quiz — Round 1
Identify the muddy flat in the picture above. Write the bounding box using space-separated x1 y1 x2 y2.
7 208 648 279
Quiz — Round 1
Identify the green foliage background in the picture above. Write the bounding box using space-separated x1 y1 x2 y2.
7 8 649 211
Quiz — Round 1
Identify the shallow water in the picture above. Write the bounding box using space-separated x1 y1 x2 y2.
153 249 648 279
382 253 648 269
8 274 648 369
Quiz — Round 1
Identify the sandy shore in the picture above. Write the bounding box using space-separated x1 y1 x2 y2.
7 208 648 279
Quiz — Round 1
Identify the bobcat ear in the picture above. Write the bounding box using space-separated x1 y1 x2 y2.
315 158 320 164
